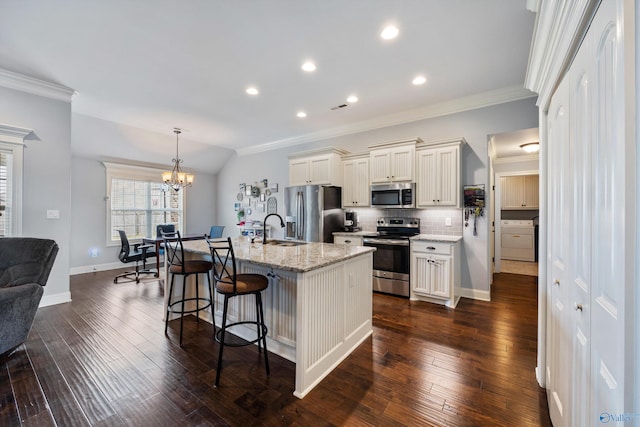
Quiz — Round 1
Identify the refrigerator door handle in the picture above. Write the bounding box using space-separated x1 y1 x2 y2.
297 191 304 240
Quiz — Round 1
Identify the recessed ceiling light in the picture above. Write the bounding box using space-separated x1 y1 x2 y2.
297 111 307 118
412 75 427 85
381 25 399 40
246 87 259 95
347 95 358 103
301 61 316 72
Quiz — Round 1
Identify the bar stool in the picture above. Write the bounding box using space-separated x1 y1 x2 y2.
207 237 269 386
162 230 214 346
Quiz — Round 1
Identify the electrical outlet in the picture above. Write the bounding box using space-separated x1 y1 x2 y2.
445 217 452 227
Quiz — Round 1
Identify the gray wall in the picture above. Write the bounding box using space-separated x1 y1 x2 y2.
0 86 72 304
69 119 218 270
217 98 539 295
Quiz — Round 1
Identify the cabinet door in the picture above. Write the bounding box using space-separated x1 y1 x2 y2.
354 158 370 206
429 255 451 299
411 252 432 295
416 149 438 207
435 146 459 206
501 176 524 209
370 150 390 183
289 159 310 185
389 147 414 182
342 160 356 207
523 174 539 208
308 155 332 184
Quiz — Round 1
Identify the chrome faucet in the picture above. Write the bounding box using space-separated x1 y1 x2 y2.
263 213 285 244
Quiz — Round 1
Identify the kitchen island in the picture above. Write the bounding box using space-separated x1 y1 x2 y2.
169 238 375 398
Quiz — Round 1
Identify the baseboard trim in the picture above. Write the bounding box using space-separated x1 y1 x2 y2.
39 292 71 307
70 262 124 275
460 288 491 302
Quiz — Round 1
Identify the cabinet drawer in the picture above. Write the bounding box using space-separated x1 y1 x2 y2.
411 241 451 255
334 235 363 246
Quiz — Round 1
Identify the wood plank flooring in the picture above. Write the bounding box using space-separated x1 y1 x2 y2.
1 269 551 426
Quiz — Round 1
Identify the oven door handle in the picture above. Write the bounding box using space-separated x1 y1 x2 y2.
363 238 410 246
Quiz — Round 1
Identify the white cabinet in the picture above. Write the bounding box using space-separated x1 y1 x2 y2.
369 139 419 183
334 235 363 246
416 139 463 208
500 175 539 209
410 240 460 308
342 154 370 207
289 148 348 186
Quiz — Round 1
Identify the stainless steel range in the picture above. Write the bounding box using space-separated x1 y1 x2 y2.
363 217 420 297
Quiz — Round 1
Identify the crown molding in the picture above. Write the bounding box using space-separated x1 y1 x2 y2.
524 0 601 110
236 85 536 156
493 153 540 165
0 123 33 144
0 68 76 102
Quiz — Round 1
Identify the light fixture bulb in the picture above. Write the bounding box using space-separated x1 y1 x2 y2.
297 111 307 118
520 142 540 153
412 75 427 85
347 95 358 103
246 87 259 95
301 61 316 72
381 25 399 40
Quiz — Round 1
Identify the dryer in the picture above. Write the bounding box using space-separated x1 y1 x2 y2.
500 219 535 262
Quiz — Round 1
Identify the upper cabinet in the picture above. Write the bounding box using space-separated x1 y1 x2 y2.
416 138 465 208
500 175 539 209
342 153 370 207
369 139 420 183
289 148 348 186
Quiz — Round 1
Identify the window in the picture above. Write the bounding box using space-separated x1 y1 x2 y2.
0 124 27 237
105 162 185 245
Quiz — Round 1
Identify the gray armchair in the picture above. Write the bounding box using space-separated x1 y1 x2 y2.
0 237 58 357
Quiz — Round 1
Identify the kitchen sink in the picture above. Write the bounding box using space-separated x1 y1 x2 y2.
263 240 308 247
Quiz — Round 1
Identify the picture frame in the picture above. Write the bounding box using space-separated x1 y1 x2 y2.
260 193 266 202
234 202 241 211
245 184 252 196
256 203 266 213
270 183 279 193
239 183 246 192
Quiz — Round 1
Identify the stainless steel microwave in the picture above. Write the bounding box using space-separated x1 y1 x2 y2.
370 183 415 208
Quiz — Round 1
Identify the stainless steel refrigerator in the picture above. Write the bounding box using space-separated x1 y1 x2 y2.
284 185 343 243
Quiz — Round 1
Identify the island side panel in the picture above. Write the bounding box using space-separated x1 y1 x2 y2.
294 252 373 398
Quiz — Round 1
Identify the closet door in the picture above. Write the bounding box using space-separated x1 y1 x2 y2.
589 0 626 417
569 39 591 427
546 76 572 427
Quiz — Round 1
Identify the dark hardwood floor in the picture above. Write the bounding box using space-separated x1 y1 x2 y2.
1 269 551 426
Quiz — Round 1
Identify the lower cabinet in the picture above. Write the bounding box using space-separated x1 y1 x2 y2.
410 240 461 308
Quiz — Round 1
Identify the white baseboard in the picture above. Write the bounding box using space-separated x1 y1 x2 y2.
69 261 124 275
39 291 71 307
460 287 491 301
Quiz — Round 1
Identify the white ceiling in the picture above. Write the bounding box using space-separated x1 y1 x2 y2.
492 127 539 158
0 0 537 167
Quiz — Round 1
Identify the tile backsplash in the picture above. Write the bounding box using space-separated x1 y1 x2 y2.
347 207 463 235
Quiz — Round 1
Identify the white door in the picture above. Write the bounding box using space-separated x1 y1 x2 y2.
569 33 591 427
588 0 626 418
436 146 459 206
354 158 370 206
547 74 572 427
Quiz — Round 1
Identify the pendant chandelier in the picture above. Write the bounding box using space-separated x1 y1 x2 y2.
162 128 194 191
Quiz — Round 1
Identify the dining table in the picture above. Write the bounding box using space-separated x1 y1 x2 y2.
142 233 206 276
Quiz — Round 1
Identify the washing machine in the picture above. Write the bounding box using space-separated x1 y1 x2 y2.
500 219 535 262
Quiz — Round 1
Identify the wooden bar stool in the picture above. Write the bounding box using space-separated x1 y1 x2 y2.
207 237 270 386
162 230 214 346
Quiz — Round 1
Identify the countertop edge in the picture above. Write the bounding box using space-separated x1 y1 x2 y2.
410 234 463 243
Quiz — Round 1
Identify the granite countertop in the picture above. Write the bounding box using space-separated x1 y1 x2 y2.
180 238 375 273
411 234 463 243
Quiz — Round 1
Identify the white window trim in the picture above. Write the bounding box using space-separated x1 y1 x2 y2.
102 161 187 246
0 124 30 237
